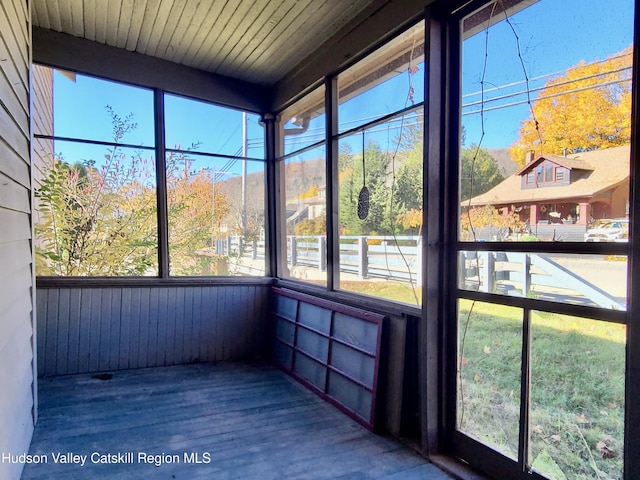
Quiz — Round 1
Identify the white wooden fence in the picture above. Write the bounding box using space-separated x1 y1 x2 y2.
219 235 421 283
459 251 625 310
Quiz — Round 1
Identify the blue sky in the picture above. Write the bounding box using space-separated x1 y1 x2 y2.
47 72 265 177
44 0 634 168
461 0 634 150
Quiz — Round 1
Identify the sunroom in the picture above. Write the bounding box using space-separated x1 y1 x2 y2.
1 0 639 479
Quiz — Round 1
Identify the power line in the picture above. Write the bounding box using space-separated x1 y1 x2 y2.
462 65 631 109
462 50 632 98
462 77 631 116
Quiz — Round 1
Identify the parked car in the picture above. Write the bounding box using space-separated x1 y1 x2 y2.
584 218 629 242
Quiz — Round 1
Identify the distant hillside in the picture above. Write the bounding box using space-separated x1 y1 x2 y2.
487 148 518 177
281 157 326 201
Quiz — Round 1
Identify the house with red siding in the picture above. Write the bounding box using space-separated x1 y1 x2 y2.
465 145 630 227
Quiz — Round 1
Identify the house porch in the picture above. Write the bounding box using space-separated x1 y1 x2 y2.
22 362 451 480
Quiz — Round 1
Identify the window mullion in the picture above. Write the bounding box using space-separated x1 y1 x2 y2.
326 76 339 292
517 308 532 476
154 88 169 278
264 113 278 278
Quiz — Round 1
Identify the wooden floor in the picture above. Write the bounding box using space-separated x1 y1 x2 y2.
23 362 452 480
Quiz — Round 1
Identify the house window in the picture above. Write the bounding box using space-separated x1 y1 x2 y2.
526 171 534 184
456 0 631 478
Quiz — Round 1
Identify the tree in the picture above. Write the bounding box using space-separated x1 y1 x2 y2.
294 214 326 235
35 108 158 276
393 141 423 234
165 152 231 276
394 142 423 212
511 47 632 165
339 142 393 236
460 205 524 241
34 108 229 276
460 145 504 201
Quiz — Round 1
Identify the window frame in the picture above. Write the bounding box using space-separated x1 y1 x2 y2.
33 67 270 282
439 1 640 478
274 19 427 313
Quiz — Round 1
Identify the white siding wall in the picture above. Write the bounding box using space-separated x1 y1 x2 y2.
0 0 35 479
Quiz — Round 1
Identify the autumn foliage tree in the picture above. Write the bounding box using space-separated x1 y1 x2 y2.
166 152 230 276
34 108 230 276
511 47 632 165
35 109 158 276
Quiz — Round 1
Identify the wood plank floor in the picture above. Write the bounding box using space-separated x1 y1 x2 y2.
22 362 452 480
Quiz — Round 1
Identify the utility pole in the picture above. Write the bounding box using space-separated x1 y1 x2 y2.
242 112 248 237
210 168 237 253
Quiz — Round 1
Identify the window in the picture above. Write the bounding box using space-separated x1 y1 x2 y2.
275 22 426 306
164 94 266 277
336 21 425 306
526 171 534 184
32 69 267 277
32 68 158 276
456 0 632 478
277 87 327 286
338 22 425 133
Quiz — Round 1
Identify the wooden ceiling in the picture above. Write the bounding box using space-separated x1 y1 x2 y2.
31 0 377 87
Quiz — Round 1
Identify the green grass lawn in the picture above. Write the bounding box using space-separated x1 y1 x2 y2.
339 282 625 479
458 301 625 480
340 280 422 305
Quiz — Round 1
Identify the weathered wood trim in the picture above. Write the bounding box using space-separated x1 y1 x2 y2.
36 275 274 289
0 172 30 213
274 277 421 318
0 207 31 243
0 2 28 88
32 27 270 114
0 239 32 277
0 104 29 161
0 141 29 193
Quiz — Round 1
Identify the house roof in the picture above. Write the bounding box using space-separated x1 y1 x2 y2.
465 145 631 207
515 155 594 175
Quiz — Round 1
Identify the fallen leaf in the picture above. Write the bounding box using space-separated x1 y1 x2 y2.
490 385 497 391
551 434 561 442
461 357 469 366
596 441 616 459
483 346 491 354
474 374 482 382
575 414 589 424
600 410 609 416
532 425 543 434
609 402 618 409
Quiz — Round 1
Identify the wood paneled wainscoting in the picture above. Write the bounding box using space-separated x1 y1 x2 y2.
35 281 271 377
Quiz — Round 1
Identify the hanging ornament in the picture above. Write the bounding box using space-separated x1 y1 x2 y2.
357 130 370 220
